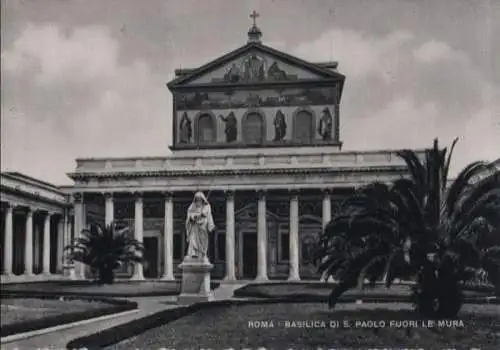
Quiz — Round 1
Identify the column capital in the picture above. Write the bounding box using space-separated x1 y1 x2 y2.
322 188 333 195
103 192 114 200
12 205 32 214
256 189 267 199
1 201 13 210
42 210 57 217
224 189 235 200
288 189 300 197
133 191 143 201
72 192 83 203
162 191 173 200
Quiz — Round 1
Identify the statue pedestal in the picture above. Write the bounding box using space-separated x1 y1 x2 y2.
177 256 214 305
63 264 77 280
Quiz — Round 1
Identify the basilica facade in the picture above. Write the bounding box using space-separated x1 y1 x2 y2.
1 22 420 283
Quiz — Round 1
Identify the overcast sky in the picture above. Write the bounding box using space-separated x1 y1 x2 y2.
1 0 499 185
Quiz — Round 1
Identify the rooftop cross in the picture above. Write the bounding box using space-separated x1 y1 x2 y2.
250 10 259 27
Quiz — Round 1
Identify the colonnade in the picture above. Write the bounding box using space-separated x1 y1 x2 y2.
72 189 334 281
1 203 71 278
2 189 334 281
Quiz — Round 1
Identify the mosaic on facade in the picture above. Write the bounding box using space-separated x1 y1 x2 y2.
219 54 296 82
175 87 336 111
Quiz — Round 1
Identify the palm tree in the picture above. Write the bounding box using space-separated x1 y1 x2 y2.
65 222 144 284
316 138 500 318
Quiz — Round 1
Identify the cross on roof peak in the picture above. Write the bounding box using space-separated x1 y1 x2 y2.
250 10 259 26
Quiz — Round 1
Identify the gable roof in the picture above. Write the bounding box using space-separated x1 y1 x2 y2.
167 42 345 89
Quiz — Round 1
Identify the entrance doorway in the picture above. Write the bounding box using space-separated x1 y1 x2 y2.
242 233 257 278
143 237 158 278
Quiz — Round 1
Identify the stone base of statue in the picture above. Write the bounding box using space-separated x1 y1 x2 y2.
177 256 214 305
63 263 77 280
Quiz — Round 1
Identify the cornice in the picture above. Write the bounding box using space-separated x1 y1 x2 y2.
170 78 343 93
169 140 343 151
67 165 407 181
0 184 71 208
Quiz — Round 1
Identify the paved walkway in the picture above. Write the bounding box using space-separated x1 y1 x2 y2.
1 284 246 350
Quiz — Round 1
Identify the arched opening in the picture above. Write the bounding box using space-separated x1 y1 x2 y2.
196 114 216 144
293 109 314 143
243 112 265 144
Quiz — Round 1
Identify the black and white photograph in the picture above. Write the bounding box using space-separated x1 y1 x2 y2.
1 0 499 349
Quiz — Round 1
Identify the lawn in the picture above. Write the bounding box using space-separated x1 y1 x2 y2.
106 302 500 350
234 282 494 300
1 280 218 297
1 298 109 325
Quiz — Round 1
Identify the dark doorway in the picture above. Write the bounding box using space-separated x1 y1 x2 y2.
143 237 158 278
242 233 257 278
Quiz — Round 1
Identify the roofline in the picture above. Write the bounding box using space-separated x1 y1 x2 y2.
73 148 428 163
175 62 339 76
314 61 339 69
1 172 67 194
167 42 345 88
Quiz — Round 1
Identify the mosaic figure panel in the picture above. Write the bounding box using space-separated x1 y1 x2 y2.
175 87 336 111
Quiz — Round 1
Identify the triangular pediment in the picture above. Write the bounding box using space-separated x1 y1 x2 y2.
168 43 344 88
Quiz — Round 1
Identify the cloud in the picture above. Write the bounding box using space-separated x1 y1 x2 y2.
413 39 465 64
1 23 171 184
291 29 500 175
293 29 413 81
2 24 120 85
2 22 498 185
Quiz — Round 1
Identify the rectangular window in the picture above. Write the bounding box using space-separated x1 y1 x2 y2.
173 234 182 260
217 234 226 261
280 233 290 261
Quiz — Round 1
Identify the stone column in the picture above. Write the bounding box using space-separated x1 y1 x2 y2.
73 193 85 279
322 189 335 283
288 190 300 281
42 211 52 275
256 190 268 281
33 217 41 273
56 217 64 273
24 208 34 276
322 189 332 229
224 190 236 281
104 192 114 227
64 209 76 279
3 203 14 276
131 192 144 280
161 191 174 280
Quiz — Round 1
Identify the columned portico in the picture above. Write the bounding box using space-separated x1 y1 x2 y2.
161 191 175 280
131 192 145 280
288 190 300 281
1 172 68 283
256 190 268 281
224 190 236 281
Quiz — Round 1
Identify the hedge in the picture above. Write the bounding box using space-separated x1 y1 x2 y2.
1 295 138 337
0 282 220 298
